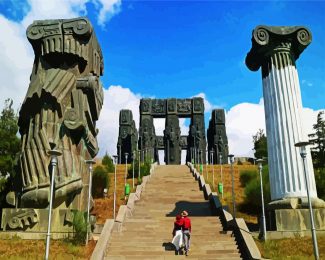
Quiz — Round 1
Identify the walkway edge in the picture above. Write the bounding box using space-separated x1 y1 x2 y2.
90 162 158 260
187 162 262 260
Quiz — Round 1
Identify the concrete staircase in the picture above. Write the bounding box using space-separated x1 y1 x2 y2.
104 165 242 260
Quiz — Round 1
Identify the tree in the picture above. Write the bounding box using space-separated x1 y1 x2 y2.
252 129 268 159
0 99 20 176
309 111 325 168
102 152 114 173
0 99 20 206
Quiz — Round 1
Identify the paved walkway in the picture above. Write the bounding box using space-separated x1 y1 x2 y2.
104 165 242 260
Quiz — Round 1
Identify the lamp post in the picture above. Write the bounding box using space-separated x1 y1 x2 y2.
256 158 266 241
211 150 214 189
113 155 118 220
206 149 209 180
124 153 129 199
85 159 96 245
132 151 135 189
220 153 223 199
295 141 319 260
45 149 62 260
228 154 236 218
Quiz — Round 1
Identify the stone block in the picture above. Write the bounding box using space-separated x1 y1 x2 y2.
275 208 325 231
199 175 205 190
91 219 114 260
203 184 212 200
135 185 142 200
1 208 75 232
234 218 261 260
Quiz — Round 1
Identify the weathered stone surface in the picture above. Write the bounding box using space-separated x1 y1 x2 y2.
139 97 206 164
207 109 229 164
14 17 103 210
1 208 75 232
117 109 138 163
164 115 181 164
245 25 321 204
275 208 325 231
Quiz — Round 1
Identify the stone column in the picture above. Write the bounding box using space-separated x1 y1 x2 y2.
246 26 323 208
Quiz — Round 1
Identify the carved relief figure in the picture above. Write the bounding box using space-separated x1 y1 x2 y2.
17 17 104 208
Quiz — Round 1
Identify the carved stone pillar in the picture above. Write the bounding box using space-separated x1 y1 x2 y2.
189 97 206 164
139 99 157 162
246 26 324 208
164 115 181 165
207 109 229 164
117 110 138 163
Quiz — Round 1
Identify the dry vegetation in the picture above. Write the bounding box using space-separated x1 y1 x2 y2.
200 164 259 224
0 238 96 259
255 236 325 259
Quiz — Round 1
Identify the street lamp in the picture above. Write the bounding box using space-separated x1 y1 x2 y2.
45 149 62 260
211 150 214 189
85 159 96 245
295 141 319 260
256 158 266 241
112 155 118 220
206 149 209 180
132 151 135 189
124 153 129 199
228 154 236 218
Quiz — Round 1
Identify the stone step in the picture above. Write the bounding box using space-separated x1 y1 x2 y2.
104 254 242 259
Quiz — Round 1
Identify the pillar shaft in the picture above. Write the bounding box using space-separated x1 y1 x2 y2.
246 26 318 202
262 51 317 200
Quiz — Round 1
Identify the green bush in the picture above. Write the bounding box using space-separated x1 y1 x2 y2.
102 153 114 173
128 156 151 181
92 165 109 198
315 167 325 200
240 169 258 186
72 211 87 244
242 165 271 213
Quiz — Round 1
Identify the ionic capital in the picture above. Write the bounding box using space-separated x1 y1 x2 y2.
245 25 312 71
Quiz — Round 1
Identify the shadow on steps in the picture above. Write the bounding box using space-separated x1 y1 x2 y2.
166 200 213 217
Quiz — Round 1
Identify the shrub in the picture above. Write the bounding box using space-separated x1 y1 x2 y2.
72 211 87 244
102 153 114 173
240 169 258 186
315 167 325 200
242 165 271 214
128 156 151 181
92 165 109 198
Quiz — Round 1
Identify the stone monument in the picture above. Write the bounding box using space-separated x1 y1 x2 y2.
1 17 104 233
207 109 229 164
246 25 325 231
117 109 138 163
138 98 206 165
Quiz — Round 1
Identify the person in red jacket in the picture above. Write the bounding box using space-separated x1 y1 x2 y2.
181 210 191 256
171 214 184 253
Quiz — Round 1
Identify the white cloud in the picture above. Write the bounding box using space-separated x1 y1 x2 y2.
95 0 121 27
225 98 322 157
96 85 140 156
97 87 190 158
0 0 121 111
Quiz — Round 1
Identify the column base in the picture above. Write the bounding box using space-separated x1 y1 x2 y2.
266 208 325 231
268 197 325 210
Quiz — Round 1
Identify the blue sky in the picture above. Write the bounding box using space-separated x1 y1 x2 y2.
0 0 324 157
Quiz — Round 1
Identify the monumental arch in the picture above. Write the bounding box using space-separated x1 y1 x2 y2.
139 97 207 165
